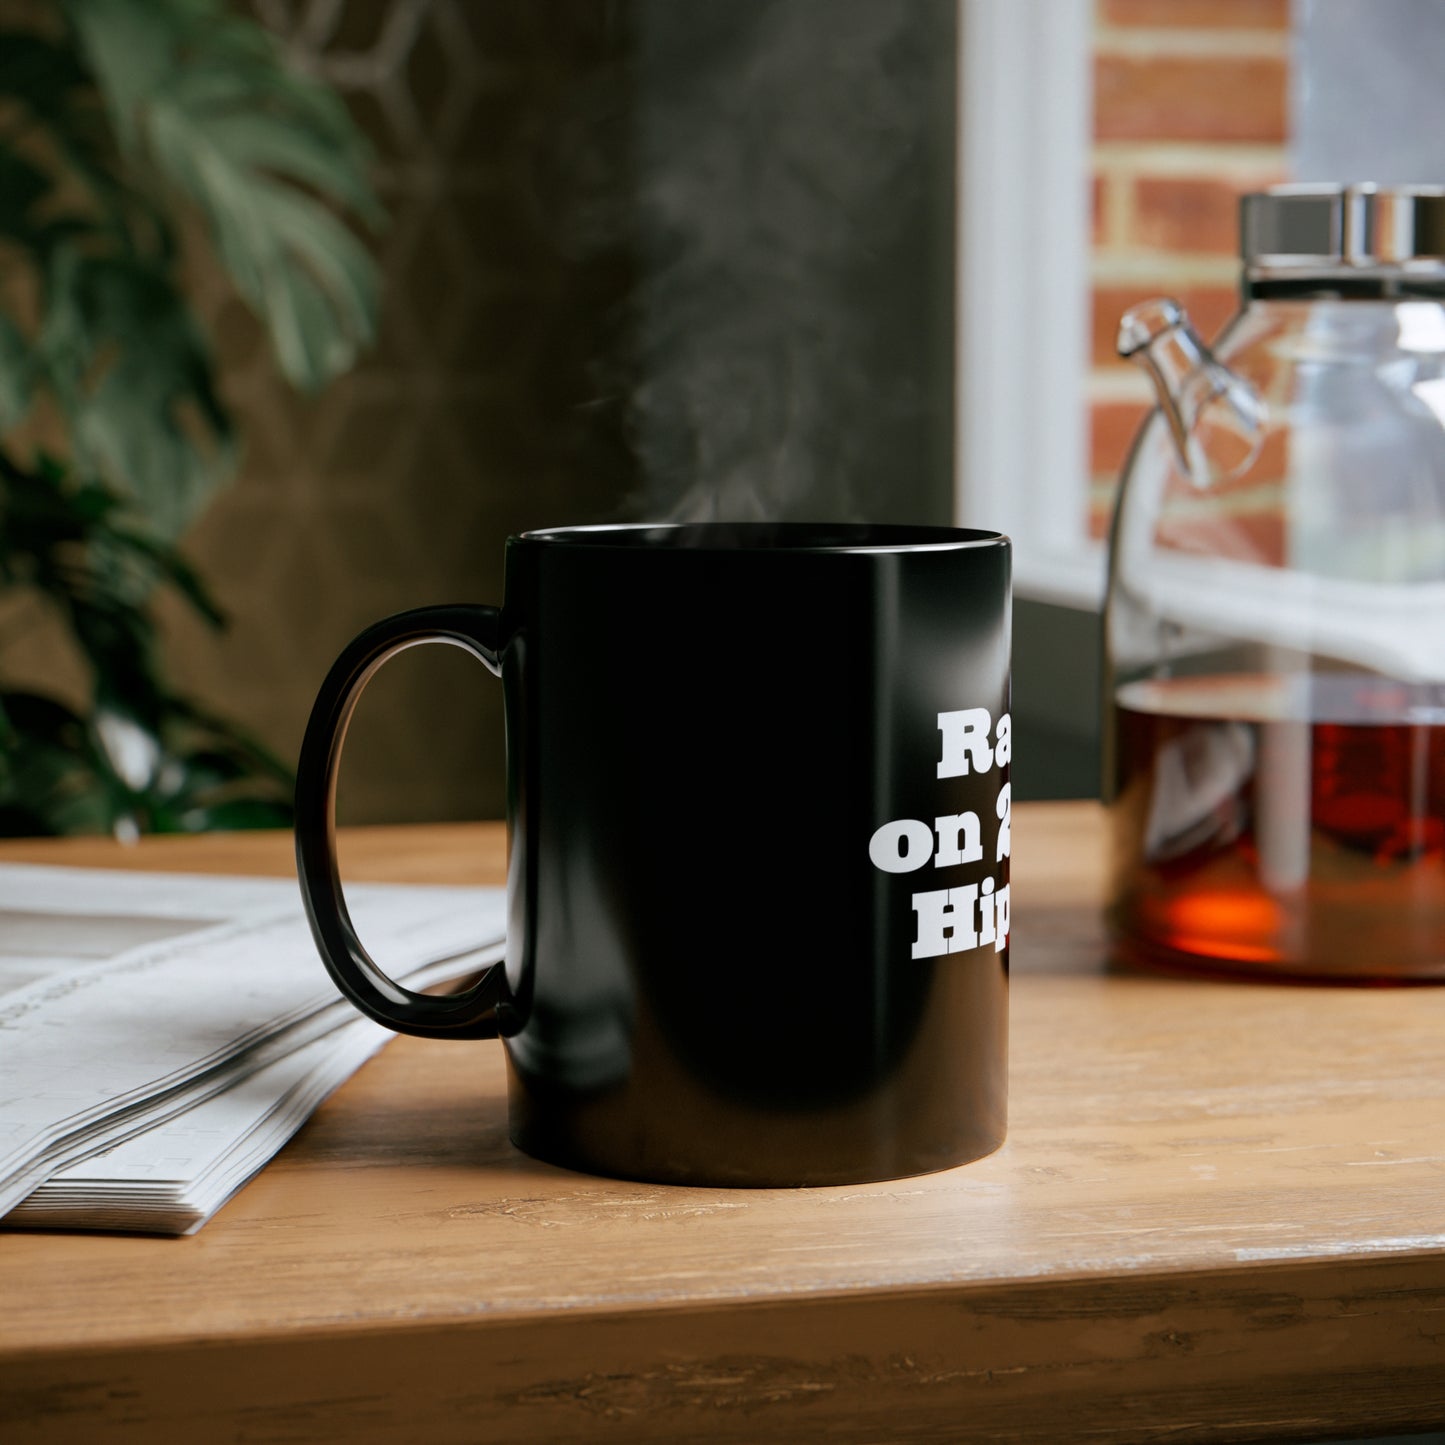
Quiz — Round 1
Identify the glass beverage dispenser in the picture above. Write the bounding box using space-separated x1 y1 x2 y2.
1106 184 1445 981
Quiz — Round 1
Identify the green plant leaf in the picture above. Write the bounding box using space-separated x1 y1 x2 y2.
0 150 52 246
0 451 223 736
0 31 91 133
37 248 235 536
0 27 149 251
66 0 383 392
0 689 117 836
106 524 225 627
142 106 381 391
0 315 32 429
55 0 175 154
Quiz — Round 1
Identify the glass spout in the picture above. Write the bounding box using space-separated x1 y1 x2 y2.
1117 297 1266 487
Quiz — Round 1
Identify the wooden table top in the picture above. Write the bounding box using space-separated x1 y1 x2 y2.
2 802 1443 1444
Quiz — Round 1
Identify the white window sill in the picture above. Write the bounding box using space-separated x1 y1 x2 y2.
1012 541 1107 612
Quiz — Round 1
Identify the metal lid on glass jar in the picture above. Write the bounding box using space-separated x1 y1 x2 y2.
1241 184 1445 295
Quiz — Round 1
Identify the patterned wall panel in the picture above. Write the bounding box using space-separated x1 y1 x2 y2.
160 0 639 826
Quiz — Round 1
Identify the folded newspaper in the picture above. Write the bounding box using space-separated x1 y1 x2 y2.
0 863 505 1235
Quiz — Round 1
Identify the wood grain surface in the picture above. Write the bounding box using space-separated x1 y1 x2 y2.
2 803 1443 1444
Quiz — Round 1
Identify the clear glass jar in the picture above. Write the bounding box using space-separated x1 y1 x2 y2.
1105 185 1445 982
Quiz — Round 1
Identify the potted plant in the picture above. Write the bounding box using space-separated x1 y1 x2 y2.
0 0 381 835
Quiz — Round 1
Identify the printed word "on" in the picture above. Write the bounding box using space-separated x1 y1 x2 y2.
867 784 1012 873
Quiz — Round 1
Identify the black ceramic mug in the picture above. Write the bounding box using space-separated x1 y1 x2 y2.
296 523 1011 1187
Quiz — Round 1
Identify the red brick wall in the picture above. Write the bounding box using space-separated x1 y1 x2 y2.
1088 0 1290 538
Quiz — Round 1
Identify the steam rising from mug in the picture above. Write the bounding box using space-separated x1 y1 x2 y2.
555 0 955 524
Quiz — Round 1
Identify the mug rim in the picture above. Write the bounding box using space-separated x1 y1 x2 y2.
515 522 1009 554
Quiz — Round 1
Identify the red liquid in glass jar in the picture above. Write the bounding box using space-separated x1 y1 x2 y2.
1109 674 1445 981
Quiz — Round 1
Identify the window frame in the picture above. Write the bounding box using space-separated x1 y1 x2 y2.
954 0 1104 610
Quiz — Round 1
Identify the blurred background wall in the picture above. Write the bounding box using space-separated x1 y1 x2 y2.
1018 0 1290 803
24 0 1422 826
153 0 958 825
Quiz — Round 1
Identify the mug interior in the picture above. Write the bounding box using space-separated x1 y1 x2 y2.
517 522 1005 553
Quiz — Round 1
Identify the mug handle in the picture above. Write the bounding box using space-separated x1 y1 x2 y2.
295 604 508 1039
